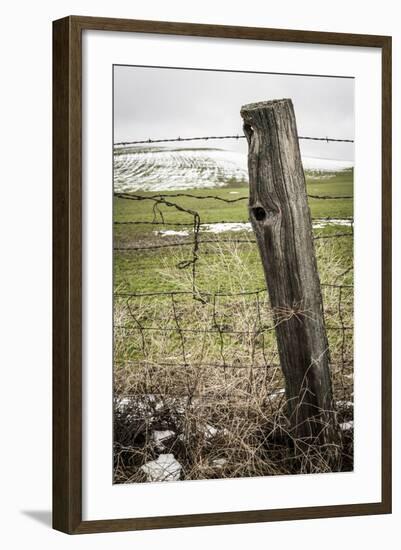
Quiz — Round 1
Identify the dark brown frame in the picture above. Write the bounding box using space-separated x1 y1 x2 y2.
53 15 392 534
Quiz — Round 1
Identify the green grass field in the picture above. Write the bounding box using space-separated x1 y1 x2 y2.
113 170 353 294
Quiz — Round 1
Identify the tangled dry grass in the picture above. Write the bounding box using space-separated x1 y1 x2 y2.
113 237 353 483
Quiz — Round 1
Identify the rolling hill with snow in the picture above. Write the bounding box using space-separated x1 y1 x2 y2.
114 146 353 193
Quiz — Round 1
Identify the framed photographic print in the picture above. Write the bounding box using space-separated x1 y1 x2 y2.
53 16 392 534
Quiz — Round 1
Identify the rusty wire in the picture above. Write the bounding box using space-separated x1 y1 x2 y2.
114 133 354 147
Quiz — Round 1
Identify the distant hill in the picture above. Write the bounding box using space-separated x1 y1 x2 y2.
114 146 353 192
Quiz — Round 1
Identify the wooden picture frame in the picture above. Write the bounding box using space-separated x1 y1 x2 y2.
53 15 392 534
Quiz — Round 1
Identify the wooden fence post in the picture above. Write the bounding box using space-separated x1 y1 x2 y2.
240 99 340 463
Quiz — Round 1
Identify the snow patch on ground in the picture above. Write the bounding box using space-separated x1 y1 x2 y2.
270 389 285 399
202 222 252 233
313 218 353 229
211 458 227 468
155 229 190 237
204 424 218 440
336 400 353 408
152 430 175 451
153 218 352 238
340 421 354 431
141 454 182 482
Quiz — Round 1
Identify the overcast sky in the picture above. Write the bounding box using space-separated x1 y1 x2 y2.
114 65 354 161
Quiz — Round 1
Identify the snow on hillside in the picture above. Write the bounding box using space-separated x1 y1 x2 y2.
114 146 353 192
301 156 353 173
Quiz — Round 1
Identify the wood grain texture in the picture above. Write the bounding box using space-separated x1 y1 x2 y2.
73 502 387 534
52 16 82 534
68 15 389 47
381 36 392 513
241 99 339 458
52 15 392 534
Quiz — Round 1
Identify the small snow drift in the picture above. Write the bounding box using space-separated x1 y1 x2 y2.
204 424 218 440
340 421 354 431
152 430 175 451
211 458 227 468
141 454 182 482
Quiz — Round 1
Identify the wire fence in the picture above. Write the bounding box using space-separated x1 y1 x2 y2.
114 133 354 147
113 133 354 403
113 192 353 295
114 287 353 381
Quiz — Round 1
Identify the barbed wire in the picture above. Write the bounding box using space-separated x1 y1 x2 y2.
114 133 354 147
116 192 248 203
114 282 353 298
114 284 353 382
114 193 353 292
114 233 353 252
115 192 353 202
114 216 353 226
115 324 353 334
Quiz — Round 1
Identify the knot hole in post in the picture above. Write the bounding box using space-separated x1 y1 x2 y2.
252 207 266 221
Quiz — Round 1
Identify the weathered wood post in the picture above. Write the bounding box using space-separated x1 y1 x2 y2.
240 99 339 464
